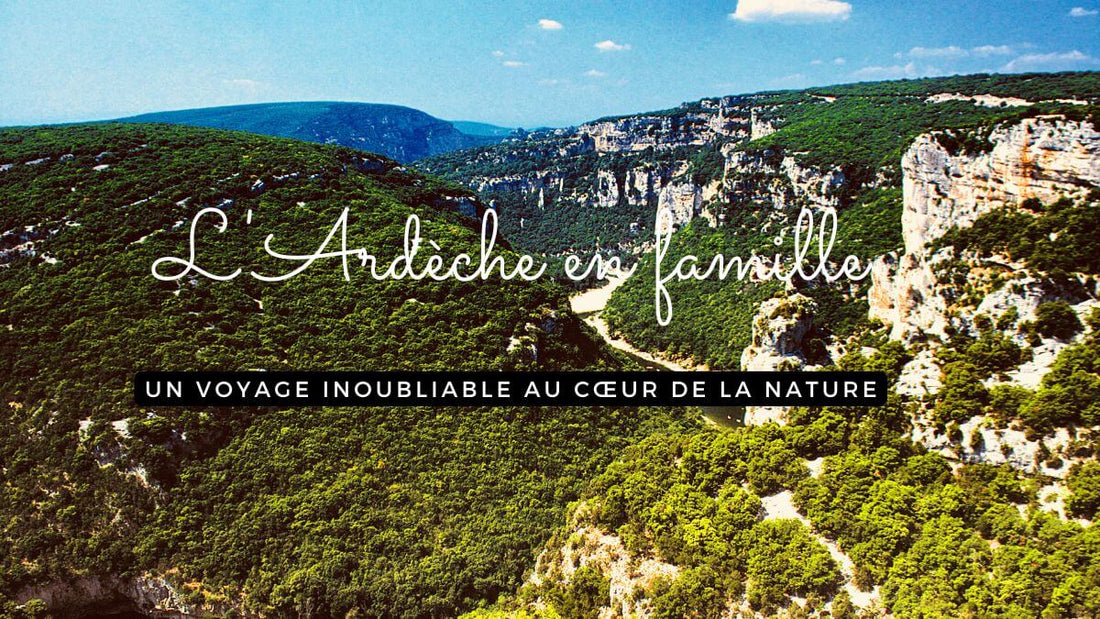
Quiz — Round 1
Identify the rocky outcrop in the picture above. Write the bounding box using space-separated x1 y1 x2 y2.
580 108 748 154
750 110 777 140
911 416 1089 479
740 293 817 373
866 248 954 341
870 118 1100 340
866 118 1100 479
530 523 679 618
723 150 845 211
14 575 208 617
741 293 817 425
473 170 565 196
424 93 852 261
901 118 1100 254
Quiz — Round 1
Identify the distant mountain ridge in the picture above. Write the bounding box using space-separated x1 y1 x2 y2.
450 120 515 137
115 101 508 162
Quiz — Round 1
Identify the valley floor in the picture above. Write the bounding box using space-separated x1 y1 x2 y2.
570 272 698 372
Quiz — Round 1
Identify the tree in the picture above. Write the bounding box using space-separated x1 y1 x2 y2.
935 362 989 423
650 566 729 619
551 565 610 619
1034 301 1082 340
1065 462 1100 519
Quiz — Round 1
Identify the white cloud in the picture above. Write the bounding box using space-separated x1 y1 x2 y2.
834 56 846 65
1002 49 1097 71
972 45 1013 57
223 78 266 89
584 69 608 78
492 50 505 58
897 44 1015 60
538 18 563 30
595 40 631 52
810 59 824 65
730 0 852 23
539 78 566 86
906 45 968 58
502 60 527 68
851 62 930 80
1069 6 1098 16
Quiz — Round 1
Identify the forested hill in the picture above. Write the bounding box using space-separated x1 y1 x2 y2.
437 72 1100 617
419 72 1100 369
0 123 693 616
115 101 505 162
419 72 1099 261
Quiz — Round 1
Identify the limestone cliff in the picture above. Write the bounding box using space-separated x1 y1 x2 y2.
421 95 848 258
741 293 818 425
900 118 1100 254
866 117 1100 476
870 118 1100 341
740 293 817 373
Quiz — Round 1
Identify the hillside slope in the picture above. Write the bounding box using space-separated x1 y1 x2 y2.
116 101 502 162
0 124 693 616
420 72 1100 369
420 73 1100 617
489 145 1100 619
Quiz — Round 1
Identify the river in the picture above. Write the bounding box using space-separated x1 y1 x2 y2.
569 272 743 428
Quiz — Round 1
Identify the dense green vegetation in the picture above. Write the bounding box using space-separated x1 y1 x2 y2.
422 72 1099 371
5 72 1100 617
495 345 1100 617
1067 462 1100 520
928 196 1100 432
0 124 696 615
807 72 1100 104
935 193 1100 278
603 187 899 369
523 427 839 616
933 308 1100 434
752 97 1094 182
422 145 712 260
602 214 782 369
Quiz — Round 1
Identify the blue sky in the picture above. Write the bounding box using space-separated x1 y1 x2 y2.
1 0 1098 127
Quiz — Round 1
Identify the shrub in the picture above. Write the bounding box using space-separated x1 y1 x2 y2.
551 565 610 619
1065 461 1100 519
1034 301 1082 340
935 362 990 423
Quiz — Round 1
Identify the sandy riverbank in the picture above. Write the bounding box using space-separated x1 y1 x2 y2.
569 272 701 373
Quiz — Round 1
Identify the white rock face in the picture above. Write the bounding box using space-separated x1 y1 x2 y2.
741 293 817 373
655 181 707 231
870 119 1100 340
865 118 1100 479
901 118 1100 254
742 294 817 425
925 92 1033 108
596 169 619 208
750 109 776 140
580 107 748 154
911 416 1085 478
723 151 845 211
867 249 954 341
895 349 942 397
